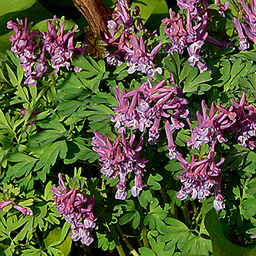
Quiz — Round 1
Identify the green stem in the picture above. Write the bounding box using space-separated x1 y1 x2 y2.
181 201 192 228
109 224 126 256
129 223 144 247
159 187 167 203
141 222 150 248
191 201 198 216
101 178 107 198
195 212 202 228
170 204 178 219
134 198 149 248
116 224 139 256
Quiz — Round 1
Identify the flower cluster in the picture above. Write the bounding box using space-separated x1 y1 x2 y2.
185 100 234 150
223 92 256 149
162 7 209 72
110 76 189 145
163 0 230 72
7 18 46 87
165 92 256 209
7 16 87 86
233 0 256 50
104 0 162 76
185 92 256 150
92 131 147 200
175 144 226 210
51 173 96 246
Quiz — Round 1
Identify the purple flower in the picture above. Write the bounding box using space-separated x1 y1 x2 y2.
103 0 161 75
13 204 33 216
233 0 256 47
0 201 13 211
7 18 46 86
111 76 188 145
185 100 231 149
226 92 256 149
162 7 210 72
165 120 178 160
215 0 230 17
124 34 162 76
176 144 225 210
51 174 97 245
92 131 147 199
233 17 250 50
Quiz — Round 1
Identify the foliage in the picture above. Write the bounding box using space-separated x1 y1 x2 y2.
1 0 256 255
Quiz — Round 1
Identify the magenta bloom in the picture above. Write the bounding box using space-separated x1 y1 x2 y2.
92 131 147 199
185 100 234 150
162 7 210 72
0 201 13 211
124 33 162 76
51 173 97 246
176 143 225 210
104 0 162 75
233 0 256 48
13 205 33 216
110 76 188 145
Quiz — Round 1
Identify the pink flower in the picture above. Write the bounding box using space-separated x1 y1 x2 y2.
13 204 33 216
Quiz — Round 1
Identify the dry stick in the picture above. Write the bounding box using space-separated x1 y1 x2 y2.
71 0 112 38
71 0 132 38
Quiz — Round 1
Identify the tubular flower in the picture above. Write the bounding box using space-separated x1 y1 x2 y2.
185 100 234 149
110 76 188 145
176 143 225 210
104 0 162 76
7 18 45 86
233 0 256 48
7 16 88 86
92 131 147 199
13 205 33 216
51 173 96 245
162 8 210 72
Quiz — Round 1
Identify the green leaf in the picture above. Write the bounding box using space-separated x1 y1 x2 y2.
205 208 256 256
132 211 140 229
183 69 212 94
144 0 169 31
160 218 191 251
138 190 153 208
43 227 72 256
147 173 163 190
223 58 252 92
0 0 36 16
139 247 156 256
181 235 212 255
119 211 136 225
36 140 68 169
